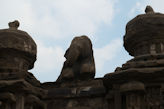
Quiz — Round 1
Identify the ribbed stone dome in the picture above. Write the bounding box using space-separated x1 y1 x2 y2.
124 6 164 57
0 20 37 72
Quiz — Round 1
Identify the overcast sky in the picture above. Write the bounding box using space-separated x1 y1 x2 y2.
0 0 163 82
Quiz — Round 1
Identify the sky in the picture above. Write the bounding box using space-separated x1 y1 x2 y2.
0 0 164 82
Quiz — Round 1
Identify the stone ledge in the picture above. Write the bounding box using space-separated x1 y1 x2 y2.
0 79 47 98
42 79 106 99
104 67 164 85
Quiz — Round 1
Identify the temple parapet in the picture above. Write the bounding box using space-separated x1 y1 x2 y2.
42 79 106 109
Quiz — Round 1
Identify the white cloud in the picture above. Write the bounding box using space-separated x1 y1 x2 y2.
128 2 145 18
31 41 65 82
0 0 119 82
0 0 116 40
94 39 122 72
0 0 35 30
129 0 164 18
146 0 164 13
34 0 116 39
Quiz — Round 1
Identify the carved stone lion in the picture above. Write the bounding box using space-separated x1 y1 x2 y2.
57 35 95 82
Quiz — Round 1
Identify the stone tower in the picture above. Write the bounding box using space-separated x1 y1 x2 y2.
0 20 46 109
104 6 164 109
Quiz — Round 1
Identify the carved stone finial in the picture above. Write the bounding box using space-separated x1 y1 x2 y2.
145 5 154 14
8 20 20 30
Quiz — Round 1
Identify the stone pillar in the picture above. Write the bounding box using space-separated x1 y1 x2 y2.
16 95 24 109
120 81 145 109
0 92 16 109
125 92 144 109
106 92 115 109
146 86 161 109
0 102 12 109
0 102 5 109
0 101 2 107
114 91 121 109
5 104 11 109
25 105 33 109
25 94 46 109
113 85 121 109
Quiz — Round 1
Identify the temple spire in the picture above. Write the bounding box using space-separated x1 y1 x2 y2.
145 5 154 14
8 20 20 30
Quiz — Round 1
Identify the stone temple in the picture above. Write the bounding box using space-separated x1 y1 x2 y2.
1 6 164 109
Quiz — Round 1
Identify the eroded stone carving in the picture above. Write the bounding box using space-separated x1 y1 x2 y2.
8 20 20 30
57 35 95 82
145 5 154 14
